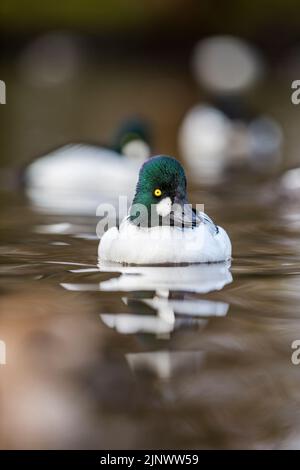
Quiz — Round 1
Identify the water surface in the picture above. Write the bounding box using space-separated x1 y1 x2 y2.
1 187 300 449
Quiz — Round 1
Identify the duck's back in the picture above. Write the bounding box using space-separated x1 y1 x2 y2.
24 143 142 214
25 144 140 193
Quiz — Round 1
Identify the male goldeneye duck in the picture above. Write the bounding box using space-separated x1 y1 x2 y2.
99 155 232 264
24 118 151 215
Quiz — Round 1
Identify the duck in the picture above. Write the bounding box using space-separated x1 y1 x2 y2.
280 167 300 196
98 155 232 264
24 118 151 215
278 167 300 218
179 36 283 184
179 104 283 184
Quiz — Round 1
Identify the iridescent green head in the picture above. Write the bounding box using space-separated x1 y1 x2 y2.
130 155 193 227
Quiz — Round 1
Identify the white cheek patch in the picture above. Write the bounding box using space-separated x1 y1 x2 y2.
156 197 172 217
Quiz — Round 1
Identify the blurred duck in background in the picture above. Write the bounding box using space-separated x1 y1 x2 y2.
276 45 300 209
179 35 283 185
24 117 151 215
280 167 300 199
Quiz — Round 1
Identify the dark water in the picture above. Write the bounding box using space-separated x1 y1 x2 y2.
1 185 300 450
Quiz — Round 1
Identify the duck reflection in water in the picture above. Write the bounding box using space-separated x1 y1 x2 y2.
97 261 232 379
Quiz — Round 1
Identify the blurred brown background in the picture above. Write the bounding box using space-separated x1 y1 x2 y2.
1 0 300 170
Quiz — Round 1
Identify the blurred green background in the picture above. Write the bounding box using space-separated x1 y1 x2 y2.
1 0 300 36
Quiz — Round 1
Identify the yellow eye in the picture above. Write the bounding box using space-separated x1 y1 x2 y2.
154 188 162 197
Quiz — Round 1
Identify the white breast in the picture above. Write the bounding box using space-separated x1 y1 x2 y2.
99 216 232 265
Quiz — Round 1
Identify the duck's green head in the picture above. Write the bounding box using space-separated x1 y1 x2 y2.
130 155 196 228
113 117 151 162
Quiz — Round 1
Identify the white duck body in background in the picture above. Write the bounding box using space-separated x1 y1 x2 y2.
178 104 232 183
24 119 151 215
179 36 283 184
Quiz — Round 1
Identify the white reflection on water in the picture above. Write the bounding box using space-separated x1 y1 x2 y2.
99 296 227 338
96 262 232 338
97 260 232 293
61 261 232 375
100 313 178 335
126 351 206 380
